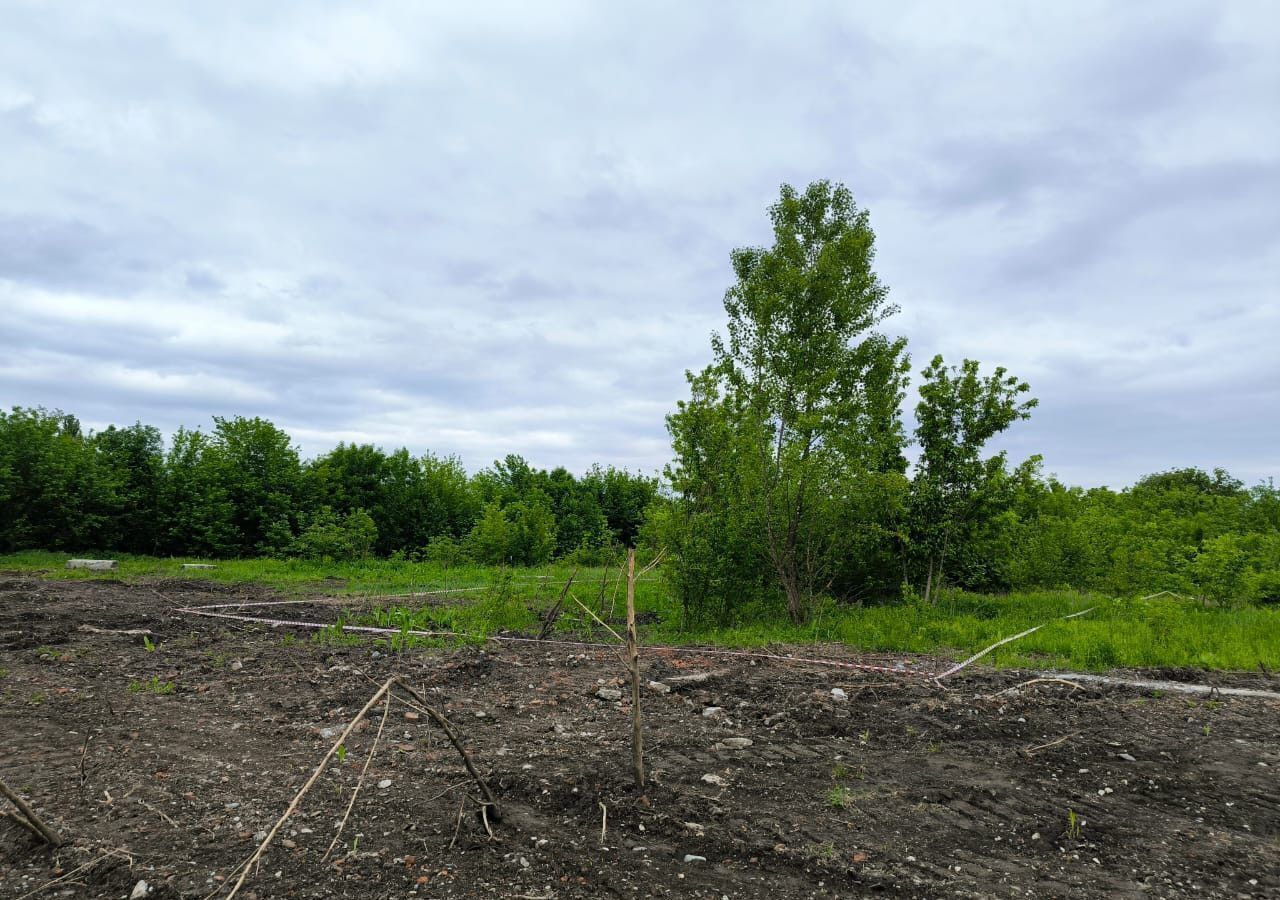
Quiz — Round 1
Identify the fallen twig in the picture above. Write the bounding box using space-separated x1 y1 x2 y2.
77 624 154 637
0 774 63 846
448 794 467 849
935 607 1096 681
598 801 607 844
136 797 179 829
218 676 397 900
1022 732 1081 756
324 689 394 861
15 848 132 900
393 680 501 817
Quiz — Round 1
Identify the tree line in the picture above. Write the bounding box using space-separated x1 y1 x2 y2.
2 181 1276 622
0 407 656 567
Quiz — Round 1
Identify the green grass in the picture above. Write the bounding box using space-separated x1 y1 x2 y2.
128 675 175 695
4 550 1279 672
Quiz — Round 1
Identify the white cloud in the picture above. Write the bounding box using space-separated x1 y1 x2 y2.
0 1 1276 483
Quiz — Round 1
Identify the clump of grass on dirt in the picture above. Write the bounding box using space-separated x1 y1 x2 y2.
128 676 175 695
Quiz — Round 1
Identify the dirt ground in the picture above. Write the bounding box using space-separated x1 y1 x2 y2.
1 576 1277 900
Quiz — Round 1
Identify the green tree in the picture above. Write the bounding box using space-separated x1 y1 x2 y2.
0 407 111 551
466 500 513 564
910 356 1036 603
507 490 558 566
159 427 238 556
293 506 378 561
666 181 910 623
211 416 303 555
92 423 164 554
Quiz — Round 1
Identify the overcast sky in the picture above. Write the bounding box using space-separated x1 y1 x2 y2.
2 2 1277 487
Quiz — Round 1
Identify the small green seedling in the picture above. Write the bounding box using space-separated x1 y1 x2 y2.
142 636 156 653
129 676 175 695
336 744 348 764
827 786 850 809
831 762 849 781
1066 808 1083 840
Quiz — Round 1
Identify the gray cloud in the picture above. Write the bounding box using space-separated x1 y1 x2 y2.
1 1 1276 484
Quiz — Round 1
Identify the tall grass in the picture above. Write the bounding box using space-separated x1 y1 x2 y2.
4 551 1277 672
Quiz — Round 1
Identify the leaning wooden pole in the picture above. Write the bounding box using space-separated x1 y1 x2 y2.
0 774 63 846
626 548 644 789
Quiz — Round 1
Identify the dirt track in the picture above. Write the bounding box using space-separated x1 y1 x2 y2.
1 576 1278 899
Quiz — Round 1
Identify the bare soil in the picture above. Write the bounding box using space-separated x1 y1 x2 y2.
1 576 1277 899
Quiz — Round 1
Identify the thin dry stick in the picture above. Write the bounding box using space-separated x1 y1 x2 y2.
598 801 607 844
0 774 63 846
136 797 179 829
324 689 394 861
1 809 42 839
537 569 578 640
393 680 500 817
1023 731 1081 755
636 548 666 578
935 607 1096 681
14 850 127 900
991 677 1085 698
626 548 645 789
220 676 396 900
569 594 627 647
448 793 467 849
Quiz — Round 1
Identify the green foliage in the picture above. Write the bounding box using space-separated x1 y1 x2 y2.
422 534 468 568
455 569 536 634
910 356 1037 602
665 180 910 624
129 676 175 695
293 507 378 561
826 785 850 808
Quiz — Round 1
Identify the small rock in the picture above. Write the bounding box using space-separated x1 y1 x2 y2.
403 711 420 722
1118 752 1136 762
763 712 786 726
230 659 244 671
683 854 707 863
281 839 297 849
596 687 623 701
377 779 392 789
702 706 724 718
519 856 530 868
646 680 671 694
830 688 848 702
130 880 149 899
720 738 753 750
701 773 728 787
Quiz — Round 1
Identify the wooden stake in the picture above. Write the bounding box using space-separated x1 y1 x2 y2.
0 775 63 846
626 548 645 789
